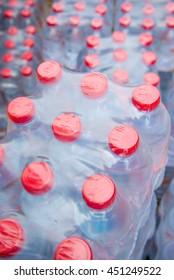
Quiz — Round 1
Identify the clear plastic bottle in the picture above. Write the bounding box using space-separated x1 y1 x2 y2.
42 15 63 61
0 212 53 260
102 125 153 214
20 161 76 241
54 236 108 260
75 173 135 259
130 85 171 189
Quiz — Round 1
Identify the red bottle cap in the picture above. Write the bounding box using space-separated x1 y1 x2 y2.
23 38 35 48
142 51 157 66
46 15 58 26
21 66 33 76
69 16 81 27
52 113 82 142
109 125 140 157
0 145 5 165
143 4 154 15
113 69 129 84
7 26 18 36
21 162 54 195
166 17 174 28
95 4 107 16
112 31 126 43
144 72 160 87
119 16 131 27
81 72 108 99
7 97 35 124
91 18 103 30
86 35 100 48
84 54 100 68
82 174 116 210
22 52 33 61
1 68 12 78
8 0 18 7
25 25 37 35
141 18 155 30
2 53 14 63
113 49 128 62
25 0 35 7
121 2 133 13
21 9 32 18
166 3 174 14
37 61 62 84
0 219 25 257
139 33 153 46
4 9 14 18
54 237 93 260
4 40 15 49
132 84 160 111
74 2 86 11
52 2 64 13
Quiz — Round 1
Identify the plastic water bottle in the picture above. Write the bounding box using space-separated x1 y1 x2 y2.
54 236 108 260
2 9 17 30
63 16 86 71
20 66 37 96
42 15 63 61
0 213 53 259
0 68 20 103
36 61 76 118
20 161 76 241
6 96 53 162
75 173 136 259
129 85 171 189
0 142 22 202
101 125 153 213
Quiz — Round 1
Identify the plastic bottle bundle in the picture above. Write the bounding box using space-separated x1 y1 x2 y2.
0 0 45 31
42 0 113 70
76 31 160 89
0 60 171 259
0 0 45 136
115 0 174 41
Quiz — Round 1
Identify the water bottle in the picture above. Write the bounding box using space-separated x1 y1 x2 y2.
2 9 17 30
6 96 53 162
20 66 37 96
75 173 136 259
0 213 53 259
54 236 108 260
129 84 171 189
0 68 20 103
63 16 86 71
103 125 154 216
20 161 76 241
36 61 76 118
42 15 63 61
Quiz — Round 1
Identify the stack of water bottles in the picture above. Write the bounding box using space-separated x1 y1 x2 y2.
0 0 173 260
0 60 171 260
0 0 49 136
